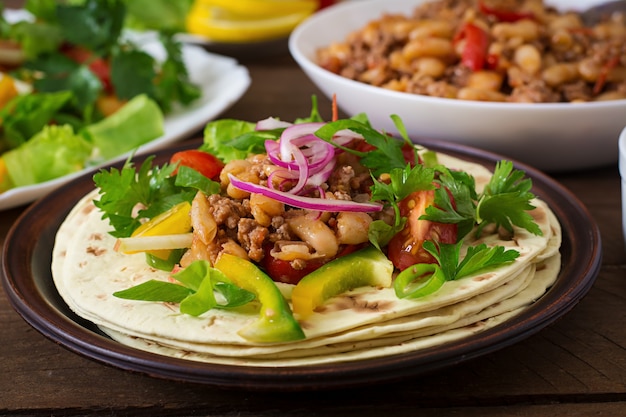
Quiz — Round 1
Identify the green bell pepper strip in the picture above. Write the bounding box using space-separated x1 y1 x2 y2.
291 246 393 319
394 263 447 299
214 253 305 343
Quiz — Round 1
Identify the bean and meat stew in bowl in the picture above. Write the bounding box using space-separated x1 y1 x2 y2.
289 0 626 172
316 0 626 103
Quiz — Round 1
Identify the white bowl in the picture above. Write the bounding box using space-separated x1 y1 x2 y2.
619 127 626 245
289 0 626 172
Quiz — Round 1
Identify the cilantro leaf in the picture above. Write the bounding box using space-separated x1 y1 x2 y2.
152 34 201 113
368 164 434 249
56 0 125 54
93 156 188 237
424 240 519 281
110 48 156 100
455 243 520 279
477 161 542 236
314 119 408 176
422 168 477 239
395 240 519 299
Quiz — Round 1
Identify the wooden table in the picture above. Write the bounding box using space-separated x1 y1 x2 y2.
1 28 626 417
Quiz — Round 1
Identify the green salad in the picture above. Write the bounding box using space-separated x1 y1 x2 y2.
0 0 200 193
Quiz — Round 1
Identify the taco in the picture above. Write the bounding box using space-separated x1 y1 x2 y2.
51 112 562 366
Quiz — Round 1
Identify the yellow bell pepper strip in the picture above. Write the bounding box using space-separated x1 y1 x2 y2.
119 201 192 262
291 246 393 319
214 253 305 343
132 201 192 236
0 74 18 110
0 157 13 193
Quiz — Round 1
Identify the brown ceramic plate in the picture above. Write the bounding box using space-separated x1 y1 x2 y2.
1 139 602 391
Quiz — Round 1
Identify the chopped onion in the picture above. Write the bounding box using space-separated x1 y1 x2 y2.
229 174 383 213
115 233 194 254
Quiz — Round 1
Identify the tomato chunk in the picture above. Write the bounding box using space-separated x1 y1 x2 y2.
169 150 225 181
387 189 457 271
260 243 362 285
62 46 112 92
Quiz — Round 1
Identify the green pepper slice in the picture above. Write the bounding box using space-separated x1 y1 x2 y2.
214 253 305 343
291 246 393 319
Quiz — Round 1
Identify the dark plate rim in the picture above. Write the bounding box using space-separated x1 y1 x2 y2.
1 138 602 391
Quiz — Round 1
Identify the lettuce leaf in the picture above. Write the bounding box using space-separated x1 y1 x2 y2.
3 124 92 187
84 94 164 161
200 119 260 162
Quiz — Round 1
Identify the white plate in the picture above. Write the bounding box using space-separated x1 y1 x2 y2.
0 13 251 210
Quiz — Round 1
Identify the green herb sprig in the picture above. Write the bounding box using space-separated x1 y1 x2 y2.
93 155 219 238
113 260 255 315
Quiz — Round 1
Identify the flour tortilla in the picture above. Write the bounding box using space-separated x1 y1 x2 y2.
51 151 562 365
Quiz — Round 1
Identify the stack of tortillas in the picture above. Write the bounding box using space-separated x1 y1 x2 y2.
51 152 561 367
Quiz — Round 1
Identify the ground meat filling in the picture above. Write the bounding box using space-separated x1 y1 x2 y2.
317 0 626 103
182 148 380 270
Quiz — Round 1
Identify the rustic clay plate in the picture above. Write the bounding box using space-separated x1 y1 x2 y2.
1 139 602 391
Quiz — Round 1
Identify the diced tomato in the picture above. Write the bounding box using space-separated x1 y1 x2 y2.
62 46 112 92
317 0 338 10
594 55 620 95
261 251 326 285
387 189 457 271
169 150 225 181
478 1 535 22
455 22 491 72
260 243 362 285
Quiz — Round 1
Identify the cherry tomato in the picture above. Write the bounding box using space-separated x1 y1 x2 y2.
169 150 225 181
62 46 112 92
387 189 457 271
478 1 535 22
317 0 338 9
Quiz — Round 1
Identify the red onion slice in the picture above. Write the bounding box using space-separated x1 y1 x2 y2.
228 174 382 213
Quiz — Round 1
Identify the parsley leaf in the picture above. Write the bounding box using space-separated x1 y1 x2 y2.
151 34 201 113
394 240 520 299
93 156 192 237
422 168 478 239
368 164 435 250
421 161 542 238
314 118 408 176
425 240 520 281
476 161 542 236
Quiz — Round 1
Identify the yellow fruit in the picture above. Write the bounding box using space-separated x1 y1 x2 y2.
196 0 317 18
186 1 315 42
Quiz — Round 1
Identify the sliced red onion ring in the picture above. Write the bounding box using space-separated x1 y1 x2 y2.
279 123 325 161
228 174 382 213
